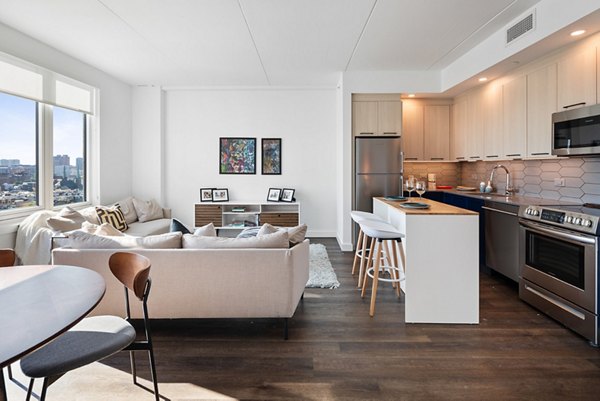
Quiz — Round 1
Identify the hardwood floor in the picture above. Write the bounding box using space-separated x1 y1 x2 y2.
6 237 600 400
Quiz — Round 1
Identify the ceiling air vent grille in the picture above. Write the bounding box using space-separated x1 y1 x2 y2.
506 12 535 45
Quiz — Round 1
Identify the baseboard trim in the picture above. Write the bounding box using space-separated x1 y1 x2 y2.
336 235 353 252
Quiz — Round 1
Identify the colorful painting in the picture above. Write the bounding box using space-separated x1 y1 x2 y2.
262 138 281 175
219 137 256 174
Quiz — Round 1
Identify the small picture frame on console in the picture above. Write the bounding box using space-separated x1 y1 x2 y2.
267 188 282 202
212 188 229 202
200 188 214 202
281 188 295 202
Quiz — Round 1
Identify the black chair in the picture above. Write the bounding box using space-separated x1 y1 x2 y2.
20 251 159 400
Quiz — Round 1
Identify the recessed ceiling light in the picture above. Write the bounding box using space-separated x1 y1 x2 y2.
571 30 586 37
478 77 488 82
407 94 415 98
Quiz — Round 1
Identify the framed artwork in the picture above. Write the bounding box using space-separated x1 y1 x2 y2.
212 188 229 202
262 138 281 175
200 188 214 202
281 188 295 202
219 137 256 174
267 188 282 202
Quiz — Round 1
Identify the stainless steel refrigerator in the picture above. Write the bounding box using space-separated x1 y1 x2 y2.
354 135 403 216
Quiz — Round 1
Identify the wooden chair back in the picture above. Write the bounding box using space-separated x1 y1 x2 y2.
108 252 151 301
0 249 16 267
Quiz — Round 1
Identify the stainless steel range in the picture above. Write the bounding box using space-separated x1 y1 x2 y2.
519 204 600 346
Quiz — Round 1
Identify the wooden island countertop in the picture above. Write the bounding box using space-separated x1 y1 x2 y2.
375 197 478 216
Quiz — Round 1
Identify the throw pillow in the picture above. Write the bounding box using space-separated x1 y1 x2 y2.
46 206 86 232
182 230 289 249
66 231 182 249
81 221 99 234
193 222 216 237
96 205 128 232
236 226 260 238
132 198 164 223
257 223 308 245
79 206 101 224
113 197 138 224
170 218 191 234
95 223 125 236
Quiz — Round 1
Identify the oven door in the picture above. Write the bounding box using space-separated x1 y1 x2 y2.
519 219 597 312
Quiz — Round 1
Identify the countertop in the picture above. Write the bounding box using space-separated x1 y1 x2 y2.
375 197 479 216
436 189 579 207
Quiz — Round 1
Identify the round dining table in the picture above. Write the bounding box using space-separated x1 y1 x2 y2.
0 265 105 401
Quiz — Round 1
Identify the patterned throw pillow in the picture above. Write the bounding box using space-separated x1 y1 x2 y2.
96 205 128 232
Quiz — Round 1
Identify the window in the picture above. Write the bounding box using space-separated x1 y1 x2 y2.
0 91 38 211
53 107 86 206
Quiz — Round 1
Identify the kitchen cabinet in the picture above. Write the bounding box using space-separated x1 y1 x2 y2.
482 82 503 159
378 101 403 134
467 89 484 161
402 99 424 160
502 75 527 158
423 105 450 160
352 101 378 136
452 96 468 161
557 46 596 110
352 96 402 136
527 64 557 157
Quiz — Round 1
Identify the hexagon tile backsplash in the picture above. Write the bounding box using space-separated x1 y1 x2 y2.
406 157 600 204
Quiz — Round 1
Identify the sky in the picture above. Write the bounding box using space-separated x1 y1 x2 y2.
0 91 84 165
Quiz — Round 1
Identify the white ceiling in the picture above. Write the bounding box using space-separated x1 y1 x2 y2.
0 0 555 87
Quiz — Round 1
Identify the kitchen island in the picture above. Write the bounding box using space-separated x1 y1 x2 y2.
373 197 479 324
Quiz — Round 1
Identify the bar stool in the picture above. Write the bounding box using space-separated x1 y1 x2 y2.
359 220 406 317
350 211 385 288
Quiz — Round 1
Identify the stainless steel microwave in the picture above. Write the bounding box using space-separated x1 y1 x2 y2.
553 104 600 156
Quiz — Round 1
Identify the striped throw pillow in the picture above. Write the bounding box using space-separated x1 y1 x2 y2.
96 205 128 232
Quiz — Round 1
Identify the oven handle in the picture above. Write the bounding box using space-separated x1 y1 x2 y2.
519 220 597 245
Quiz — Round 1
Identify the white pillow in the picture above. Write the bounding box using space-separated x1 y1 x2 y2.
66 231 182 249
81 221 99 234
257 223 307 245
79 206 101 224
113 197 138 224
182 230 289 249
132 198 164 223
193 222 217 237
95 223 125 236
46 206 86 232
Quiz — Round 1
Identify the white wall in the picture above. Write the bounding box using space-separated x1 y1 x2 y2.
163 88 337 237
0 21 132 247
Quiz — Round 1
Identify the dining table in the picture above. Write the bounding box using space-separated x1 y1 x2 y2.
0 265 105 401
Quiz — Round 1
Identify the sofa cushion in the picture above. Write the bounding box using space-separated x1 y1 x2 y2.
193 222 216 237
79 222 124 236
46 206 86 232
126 218 171 236
66 231 182 249
96 205 128 232
182 230 289 249
170 218 191 234
132 198 164 223
258 223 307 245
113 197 138 225
79 206 101 224
236 226 261 238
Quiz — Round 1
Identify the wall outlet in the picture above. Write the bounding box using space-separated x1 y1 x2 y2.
554 178 565 187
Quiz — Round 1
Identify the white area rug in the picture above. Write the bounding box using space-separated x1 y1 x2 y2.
307 243 340 289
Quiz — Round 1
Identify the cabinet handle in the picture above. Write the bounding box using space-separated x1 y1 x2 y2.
383 132 398 135
486 155 499 158
506 153 521 157
405 157 418 160
531 152 549 156
563 102 586 109
359 132 374 135
469 156 480 159
455 157 465 160
430 157 444 160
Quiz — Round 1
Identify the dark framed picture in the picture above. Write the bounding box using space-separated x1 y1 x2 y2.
200 188 214 202
281 188 295 202
267 188 282 202
219 137 256 174
212 188 229 202
262 138 281 175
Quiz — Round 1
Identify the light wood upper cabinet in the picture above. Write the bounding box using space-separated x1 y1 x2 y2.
378 101 402 134
482 82 503 159
402 99 424 160
502 75 527 158
352 101 378 136
467 89 484 160
527 64 557 157
557 47 596 110
423 105 450 160
452 96 468 161
352 98 402 136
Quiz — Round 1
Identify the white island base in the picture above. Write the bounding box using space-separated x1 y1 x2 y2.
373 197 479 324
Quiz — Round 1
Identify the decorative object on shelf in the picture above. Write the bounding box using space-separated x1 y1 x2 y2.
200 188 214 202
219 137 256 174
267 188 282 202
281 188 295 202
262 138 281 175
212 188 229 202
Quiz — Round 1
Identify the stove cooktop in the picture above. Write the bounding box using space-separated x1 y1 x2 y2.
519 203 600 236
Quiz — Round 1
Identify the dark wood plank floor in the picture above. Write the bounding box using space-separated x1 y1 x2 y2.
7 237 600 400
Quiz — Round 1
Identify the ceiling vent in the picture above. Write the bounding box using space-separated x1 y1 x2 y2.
506 10 535 45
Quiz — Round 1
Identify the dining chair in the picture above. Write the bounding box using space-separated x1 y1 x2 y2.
20 251 159 401
0 249 16 380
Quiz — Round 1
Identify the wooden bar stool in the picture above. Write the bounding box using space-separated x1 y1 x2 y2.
350 211 385 288
359 220 406 317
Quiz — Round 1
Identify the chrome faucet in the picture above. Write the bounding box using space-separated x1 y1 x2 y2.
489 164 514 196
